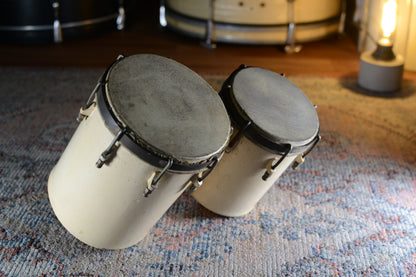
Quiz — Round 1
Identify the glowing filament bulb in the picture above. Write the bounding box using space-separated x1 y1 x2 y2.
381 0 397 38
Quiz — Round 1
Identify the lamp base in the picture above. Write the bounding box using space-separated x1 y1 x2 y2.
358 51 404 93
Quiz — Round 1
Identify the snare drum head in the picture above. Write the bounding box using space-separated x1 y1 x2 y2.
232 67 319 147
105 54 230 163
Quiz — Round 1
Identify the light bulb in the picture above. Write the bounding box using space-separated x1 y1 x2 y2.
381 0 397 39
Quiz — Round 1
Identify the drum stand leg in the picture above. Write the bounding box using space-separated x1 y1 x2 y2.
284 0 302 53
201 0 217 49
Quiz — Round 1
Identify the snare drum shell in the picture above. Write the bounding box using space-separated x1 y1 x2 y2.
166 0 340 25
48 105 192 249
192 135 296 217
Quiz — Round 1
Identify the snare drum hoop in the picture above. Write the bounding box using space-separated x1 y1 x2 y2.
97 55 230 172
220 65 320 155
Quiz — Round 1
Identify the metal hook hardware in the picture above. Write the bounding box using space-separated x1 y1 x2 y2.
188 156 219 192
77 82 102 122
96 129 126 168
292 134 321 169
144 159 173 197
262 144 292 181
226 121 251 153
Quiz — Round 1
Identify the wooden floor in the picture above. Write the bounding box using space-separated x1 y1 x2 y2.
0 2 415 81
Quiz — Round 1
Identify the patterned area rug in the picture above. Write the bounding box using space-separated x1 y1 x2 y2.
0 66 415 276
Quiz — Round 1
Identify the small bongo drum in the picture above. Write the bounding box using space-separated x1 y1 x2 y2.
192 65 320 217
48 54 230 249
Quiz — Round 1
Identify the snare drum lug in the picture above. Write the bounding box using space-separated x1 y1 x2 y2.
283 0 302 53
201 0 217 49
144 159 173 197
96 129 126 168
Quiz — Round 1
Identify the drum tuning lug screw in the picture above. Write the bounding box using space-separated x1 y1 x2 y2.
292 154 305 169
187 174 203 193
262 144 291 181
96 129 126 168
144 159 173 197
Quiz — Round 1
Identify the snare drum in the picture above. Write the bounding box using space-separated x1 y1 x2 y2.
162 0 341 44
192 65 320 217
48 54 231 249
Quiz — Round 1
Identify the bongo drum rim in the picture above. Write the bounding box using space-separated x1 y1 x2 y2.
220 65 320 155
97 54 229 172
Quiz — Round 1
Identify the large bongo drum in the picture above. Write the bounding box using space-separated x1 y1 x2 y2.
0 0 134 43
48 54 231 249
161 0 342 45
192 65 320 217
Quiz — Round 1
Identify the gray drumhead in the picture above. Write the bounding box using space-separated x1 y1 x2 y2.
105 54 230 163
232 67 319 147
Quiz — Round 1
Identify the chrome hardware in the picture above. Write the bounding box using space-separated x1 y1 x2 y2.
77 55 124 122
186 174 203 193
116 0 125 30
144 159 173 197
292 134 321 169
201 0 216 49
77 82 101 122
226 121 251 153
188 156 219 192
96 129 126 168
284 0 302 53
338 0 347 35
52 1 62 43
159 0 167 27
262 145 292 181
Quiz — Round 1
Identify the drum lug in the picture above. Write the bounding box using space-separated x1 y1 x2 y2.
96 129 126 168
116 0 125 31
144 159 173 197
262 144 292 181
284 0 302 53
77 81 102 122
51 1 62 43
201 0 217 49
292 134 321 169
188 157 219 192
225 121 251 153
159 0 167 27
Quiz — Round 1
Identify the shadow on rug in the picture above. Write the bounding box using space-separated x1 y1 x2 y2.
0 67 415 276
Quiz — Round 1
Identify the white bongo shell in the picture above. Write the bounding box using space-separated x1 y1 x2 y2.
192 66 320 217
48 54 230 249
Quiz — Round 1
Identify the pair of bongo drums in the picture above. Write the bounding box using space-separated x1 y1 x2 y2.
48 54 320 249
